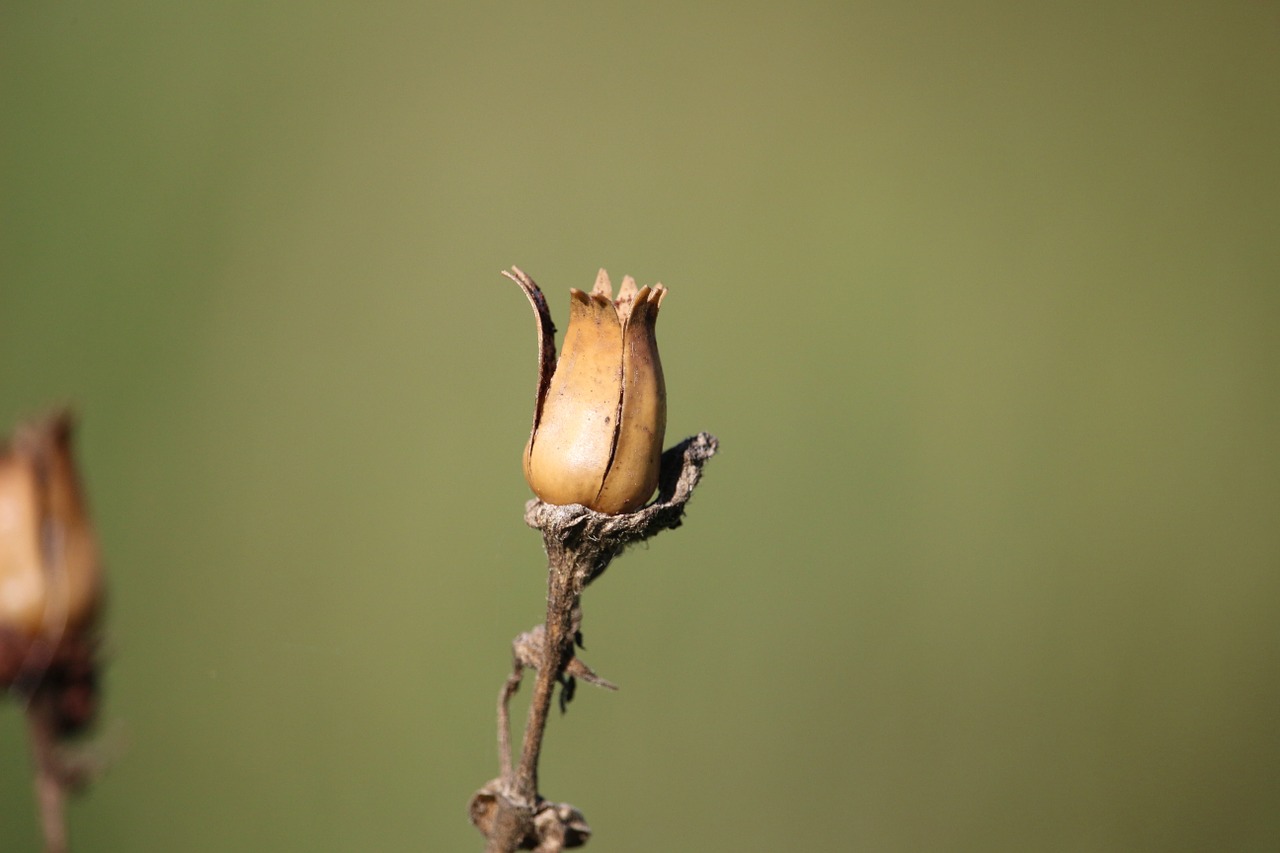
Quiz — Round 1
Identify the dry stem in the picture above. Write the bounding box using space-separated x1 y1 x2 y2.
26 691 69 853
3 628 101 853
470 433 718 852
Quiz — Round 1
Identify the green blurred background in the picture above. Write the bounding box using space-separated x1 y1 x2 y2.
3 2 1278 850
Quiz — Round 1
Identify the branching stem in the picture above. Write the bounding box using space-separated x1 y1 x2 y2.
513 561 577 804
471 433 718 852
26 692 68 853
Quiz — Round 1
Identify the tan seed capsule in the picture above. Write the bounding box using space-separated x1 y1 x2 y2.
0 412 103 658
507 268 667 515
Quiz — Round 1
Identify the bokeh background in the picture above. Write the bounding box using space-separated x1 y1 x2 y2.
3 2 1278 850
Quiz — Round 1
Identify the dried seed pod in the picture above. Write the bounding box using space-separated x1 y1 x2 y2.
0 412 103 663
508 268 668 515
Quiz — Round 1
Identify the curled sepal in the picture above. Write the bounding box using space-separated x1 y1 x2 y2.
504 267 558 457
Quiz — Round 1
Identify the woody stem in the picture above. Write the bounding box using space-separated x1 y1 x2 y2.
26 691 68 853
483 550 582 853
513 554 578 804
473 433 719 851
